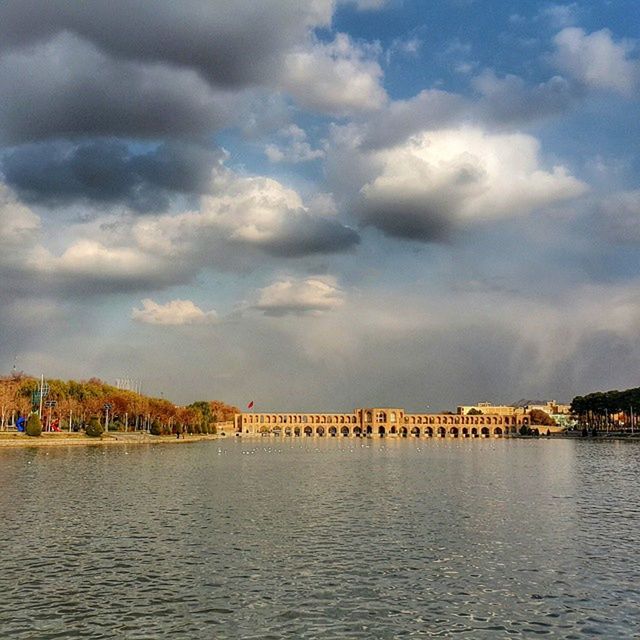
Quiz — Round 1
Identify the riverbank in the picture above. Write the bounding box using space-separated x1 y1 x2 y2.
0 432 222 447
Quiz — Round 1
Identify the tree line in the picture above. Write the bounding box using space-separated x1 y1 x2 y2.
571 386 640 430
0 373 239 435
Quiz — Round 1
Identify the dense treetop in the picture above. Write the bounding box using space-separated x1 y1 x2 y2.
0 373 238 434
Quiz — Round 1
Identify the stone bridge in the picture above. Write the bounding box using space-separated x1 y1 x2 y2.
234 407 529 438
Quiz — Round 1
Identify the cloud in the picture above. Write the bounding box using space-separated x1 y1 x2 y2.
2 140 222 212
359 89 467 149
356 127 587 241
0 177 188 296
472 70 580 126
341 0 390 9
188 167 359 258
254 276 345 316
0 33 234 145
132 298 218 325
0 183 40 251
357 70 580 151
265 125 325 164
539 3 579 28
0 0 334 88
0 160 360 298
598 190 640 244
552 27 639 95
282 34 387 114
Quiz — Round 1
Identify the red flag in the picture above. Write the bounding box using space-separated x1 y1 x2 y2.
247 401 254 409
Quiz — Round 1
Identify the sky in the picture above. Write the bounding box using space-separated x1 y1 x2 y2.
0 0 639 412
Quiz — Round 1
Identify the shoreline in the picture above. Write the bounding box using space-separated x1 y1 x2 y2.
0 432 222 448
4 432 639 448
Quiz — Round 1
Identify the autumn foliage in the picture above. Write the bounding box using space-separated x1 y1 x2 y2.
0 373 239 435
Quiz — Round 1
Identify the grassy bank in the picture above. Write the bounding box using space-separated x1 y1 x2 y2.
0 432 222 447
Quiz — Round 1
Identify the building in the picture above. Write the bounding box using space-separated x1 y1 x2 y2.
456 402 518 417
525 401 571 415
234 406 529 438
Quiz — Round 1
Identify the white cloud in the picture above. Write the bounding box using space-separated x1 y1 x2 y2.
539 3 579 28
339 0 390 10
125 164 357 265
265 124 325 163
0 183 40 251
254 275 345 316
0 161 359 297
132 298 218 326
552 27 638 94
282 33 387 114
357 126 587 240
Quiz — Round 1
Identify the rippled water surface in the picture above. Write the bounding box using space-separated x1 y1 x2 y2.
1 438 640 638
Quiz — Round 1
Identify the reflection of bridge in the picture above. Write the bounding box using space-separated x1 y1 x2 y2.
235 407 529 438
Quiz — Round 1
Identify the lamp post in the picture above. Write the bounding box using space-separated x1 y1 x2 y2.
104 403 112 432
37 376 49 421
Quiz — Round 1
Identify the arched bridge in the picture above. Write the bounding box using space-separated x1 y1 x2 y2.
235 407 529 438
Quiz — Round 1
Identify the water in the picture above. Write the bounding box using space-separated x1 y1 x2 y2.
1 438 639 639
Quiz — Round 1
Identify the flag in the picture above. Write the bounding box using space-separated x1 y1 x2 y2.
247 401 254 409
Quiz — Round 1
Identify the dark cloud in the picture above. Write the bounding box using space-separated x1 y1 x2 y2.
2 140 221 212
0 0 327 88
259 215 361 257
358 197 454 242
360 90 467 150
0 33 232 145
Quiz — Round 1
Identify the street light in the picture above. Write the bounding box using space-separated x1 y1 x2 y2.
103 403 113 432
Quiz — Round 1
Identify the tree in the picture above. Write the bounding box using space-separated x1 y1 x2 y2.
529 409 556 426
85 416 104 437
26 413 42 437
467 408 483 415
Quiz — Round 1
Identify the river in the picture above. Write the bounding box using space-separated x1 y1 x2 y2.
1 438 638 638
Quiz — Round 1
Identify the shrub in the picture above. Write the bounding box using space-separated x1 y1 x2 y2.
26 414 42 437
85 417 104 438
150 420 162 436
